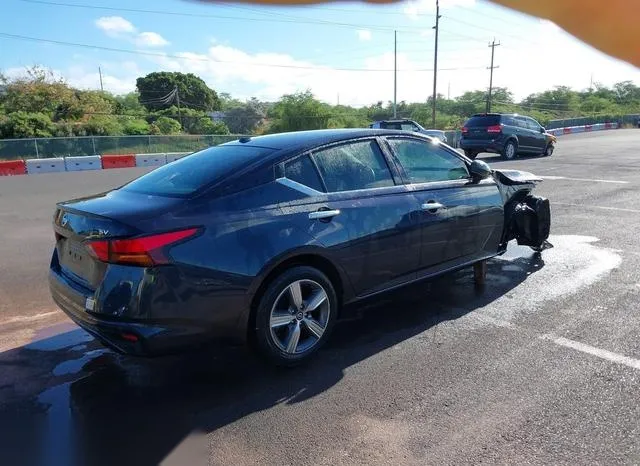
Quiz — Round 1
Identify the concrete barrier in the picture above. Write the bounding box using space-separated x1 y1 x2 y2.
101 154 136 169
166 152 190 163
26 157 66 174
135 153 167 167
64 155 102 172
0 160 27 176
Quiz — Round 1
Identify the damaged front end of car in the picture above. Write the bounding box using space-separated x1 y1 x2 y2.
494 169 552 253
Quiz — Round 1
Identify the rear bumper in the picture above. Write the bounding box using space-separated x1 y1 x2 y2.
460 138 506 153
49 270 233 356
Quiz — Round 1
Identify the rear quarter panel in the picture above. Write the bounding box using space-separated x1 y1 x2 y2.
150 181 352 339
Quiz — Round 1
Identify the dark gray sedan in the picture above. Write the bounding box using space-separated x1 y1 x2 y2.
49 129 550 366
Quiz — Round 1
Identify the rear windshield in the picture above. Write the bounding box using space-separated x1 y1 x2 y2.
464 115 501 127
121 144 274 197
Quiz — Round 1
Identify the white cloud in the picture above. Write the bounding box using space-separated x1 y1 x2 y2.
404 0 476 20
357 29 372 42
95 16 168 48
95 16 136 36
135 32 170 48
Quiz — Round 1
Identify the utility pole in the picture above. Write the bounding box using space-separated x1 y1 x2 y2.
590 73 594 92
448 81 451 100
393 30 397 118
486 38 500 113
175 87 184 129
431 0 441 127
98 66 104 92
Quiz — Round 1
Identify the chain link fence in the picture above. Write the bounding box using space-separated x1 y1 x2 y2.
0 134 247 160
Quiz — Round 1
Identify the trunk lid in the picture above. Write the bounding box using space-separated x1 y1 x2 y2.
53 189 182 289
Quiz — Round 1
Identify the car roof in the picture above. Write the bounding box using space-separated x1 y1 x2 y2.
220 128 418 152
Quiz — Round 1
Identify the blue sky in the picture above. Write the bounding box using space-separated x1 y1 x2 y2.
2 0 639 106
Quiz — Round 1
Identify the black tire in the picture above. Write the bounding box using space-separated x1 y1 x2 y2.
464 150 478 160
543 143 554 157
501 140 518 160
253 266 338 367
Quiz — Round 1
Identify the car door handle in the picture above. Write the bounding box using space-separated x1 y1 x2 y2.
309 209 341 220
421 202 445 211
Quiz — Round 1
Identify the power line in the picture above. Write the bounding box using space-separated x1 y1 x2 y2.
139 88 177 105
0 32 488 72
15 0 435 34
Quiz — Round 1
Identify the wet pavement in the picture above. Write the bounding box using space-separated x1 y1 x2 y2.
2 131 640 465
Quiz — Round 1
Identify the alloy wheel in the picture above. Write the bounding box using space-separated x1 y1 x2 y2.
269 279 331 355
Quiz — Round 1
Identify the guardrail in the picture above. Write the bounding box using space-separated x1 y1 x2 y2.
0 151 192 177
0 134 247 161
546 122 619 136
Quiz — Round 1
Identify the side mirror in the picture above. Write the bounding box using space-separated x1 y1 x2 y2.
469 159 492 181
540 126 545 133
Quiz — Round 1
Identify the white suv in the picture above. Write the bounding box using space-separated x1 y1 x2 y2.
369 119 447 143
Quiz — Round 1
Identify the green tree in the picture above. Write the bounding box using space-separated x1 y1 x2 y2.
81 115 123 136
53 90 115 121
269 90 331 133
123 119 150 135
114 92 145 115
224 103 264 133
189 117 229 134
522 86 580 112
136 72 220 112
0 111 56 138
1 66 75 115
152 116 182 135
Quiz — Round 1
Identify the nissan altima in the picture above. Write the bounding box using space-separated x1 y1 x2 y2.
49 129 550 366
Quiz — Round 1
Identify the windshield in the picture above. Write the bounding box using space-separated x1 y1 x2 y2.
122 144 274 197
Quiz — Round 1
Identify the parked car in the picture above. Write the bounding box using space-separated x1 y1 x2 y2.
49 129 550 366
369 119 448 143
460 113 556 160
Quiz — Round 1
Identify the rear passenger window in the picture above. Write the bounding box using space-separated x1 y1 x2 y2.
284 155 324 192
501 116 515 126
312 140 395 192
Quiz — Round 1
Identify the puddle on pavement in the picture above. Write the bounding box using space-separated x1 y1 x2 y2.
52 349 110 376
474 235 621 323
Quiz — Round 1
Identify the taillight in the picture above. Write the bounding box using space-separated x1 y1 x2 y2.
461 127 469 134
87 228 200 267
487 124 503 133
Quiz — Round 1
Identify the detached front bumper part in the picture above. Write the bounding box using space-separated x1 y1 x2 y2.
513 195 551 248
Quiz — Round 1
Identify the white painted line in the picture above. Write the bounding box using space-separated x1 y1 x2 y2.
0 310 60 326
553 202 640 214
541 175 629 184
543 335 640 371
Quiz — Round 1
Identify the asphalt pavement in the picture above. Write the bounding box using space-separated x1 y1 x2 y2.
1 130 640 466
